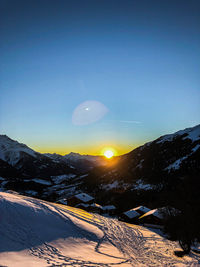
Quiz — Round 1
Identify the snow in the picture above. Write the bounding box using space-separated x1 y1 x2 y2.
124 209 140 219
32 179 52 186
192 144 200 153
90 203 103 209
136 159 144 169
0 135 37 166
156 124 200 144
165 142 200 171
182 125 200 142
79 174 88 178
165 156 188 171
102 180 119 190
51 174 76 184
74 193 94 203
0 192 198 266
134 179 154 190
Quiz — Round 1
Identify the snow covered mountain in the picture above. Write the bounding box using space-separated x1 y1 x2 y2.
0 191 198 266
84 124 200 210
0 135 104 199
0 135 38 166
0 124 199 208
0 135 77 179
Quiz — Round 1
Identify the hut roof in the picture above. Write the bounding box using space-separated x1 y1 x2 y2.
123 209 140 219
139 209 164 220
133 206 151 214
102 205 116 211
74 193 94 203
90 203 103 209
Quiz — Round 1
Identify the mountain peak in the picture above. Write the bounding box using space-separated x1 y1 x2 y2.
0 135 37 166
156 124 200 144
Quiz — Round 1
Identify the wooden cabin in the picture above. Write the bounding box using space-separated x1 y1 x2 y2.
132 206 151 216
139 209 164 225
102 205 116 215
120 209 140 223
88 203 103 214
56 198 68 205
67 193 94 207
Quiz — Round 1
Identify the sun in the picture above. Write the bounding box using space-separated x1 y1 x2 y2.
104 150 114 159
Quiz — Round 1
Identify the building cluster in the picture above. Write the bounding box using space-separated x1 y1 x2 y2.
57 193 117 216
57 193 166 227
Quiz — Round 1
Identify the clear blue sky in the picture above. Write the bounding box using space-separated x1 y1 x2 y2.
0 0 200 155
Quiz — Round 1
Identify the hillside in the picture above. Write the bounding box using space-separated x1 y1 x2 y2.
0 135 77 179
0 192 198 266
84 124 200 210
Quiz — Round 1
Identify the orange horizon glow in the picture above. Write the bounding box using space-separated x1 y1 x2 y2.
34 145 136 156
27 140 141 156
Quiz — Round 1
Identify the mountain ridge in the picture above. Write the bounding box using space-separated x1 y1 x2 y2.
0 124 200 208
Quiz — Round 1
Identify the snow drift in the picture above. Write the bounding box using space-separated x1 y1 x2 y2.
0 192 198 266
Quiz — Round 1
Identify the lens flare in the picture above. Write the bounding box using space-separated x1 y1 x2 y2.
72 100 108 126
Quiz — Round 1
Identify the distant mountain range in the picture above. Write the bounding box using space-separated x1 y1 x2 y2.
0 124 200 209
0 135 105 179
44 152 105 172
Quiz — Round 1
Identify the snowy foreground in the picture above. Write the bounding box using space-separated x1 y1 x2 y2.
0 192 199 267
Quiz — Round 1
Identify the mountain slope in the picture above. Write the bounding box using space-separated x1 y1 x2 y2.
0 192 198 266
84 124 200 209
0 135 76 178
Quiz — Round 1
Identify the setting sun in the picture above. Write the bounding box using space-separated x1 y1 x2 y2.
104 150 114 159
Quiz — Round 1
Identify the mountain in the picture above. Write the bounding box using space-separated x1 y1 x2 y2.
0 135 104 200
0 191 198 266
83 124 200 210
0 124 199 207
45 151 106 172
0 135 77 178
0 135 81 199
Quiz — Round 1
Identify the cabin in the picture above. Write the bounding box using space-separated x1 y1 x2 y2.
120 209 140 223
88 203 103 214
56 198 68 205
67 193 94 207
102 205 116 215
132 206 151 216
139 208 164 226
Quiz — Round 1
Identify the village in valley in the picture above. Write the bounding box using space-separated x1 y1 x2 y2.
56 192 166 228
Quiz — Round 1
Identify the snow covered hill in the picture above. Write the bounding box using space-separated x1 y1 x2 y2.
0 135 77 179
0 192 199 267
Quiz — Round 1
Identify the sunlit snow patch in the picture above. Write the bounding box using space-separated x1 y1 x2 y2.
72 100 108 125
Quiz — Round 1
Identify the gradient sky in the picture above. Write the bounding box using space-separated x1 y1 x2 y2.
0 0 200 155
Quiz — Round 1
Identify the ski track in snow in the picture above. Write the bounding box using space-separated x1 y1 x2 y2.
0 194 199 266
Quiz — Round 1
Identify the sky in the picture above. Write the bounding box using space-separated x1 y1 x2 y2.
0 0 200 155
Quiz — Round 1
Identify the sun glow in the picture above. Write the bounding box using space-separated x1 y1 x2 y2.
104 150 114 159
